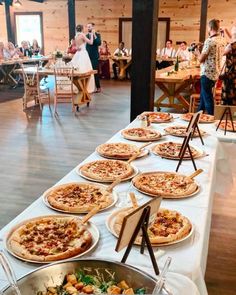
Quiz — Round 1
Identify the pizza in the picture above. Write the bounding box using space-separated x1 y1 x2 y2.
96 142 140 159
181 113 214 123
121 127 162 141
165 125 205 137
7 216 92 262
132 171 198 198
139 112 173 123
45 182 114 213
217 120 236 132
113 208 192 245
79 159 134 182
152 142 199 159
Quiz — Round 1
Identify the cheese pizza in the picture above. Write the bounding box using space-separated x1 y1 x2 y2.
7 216 92 262
132 171 198 198
165 126 205 137
152 142 199 159
121 127 162 141
79 159 134 182
217 120 236 132
139 112 173 123
181 113 214 123
96 142 140 159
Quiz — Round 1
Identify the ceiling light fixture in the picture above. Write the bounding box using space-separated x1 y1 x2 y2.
13 0 22 8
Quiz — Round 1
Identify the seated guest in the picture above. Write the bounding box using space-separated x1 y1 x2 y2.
113 42 128 57
31 39 40 55
99 40 111 79
19 41 32 57
112 42 129 79
158 40 176 69
67 39 77 54
176 41 190 61
5 42 19 59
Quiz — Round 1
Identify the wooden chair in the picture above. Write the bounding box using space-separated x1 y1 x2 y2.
21 65 50 110
53 66 75 115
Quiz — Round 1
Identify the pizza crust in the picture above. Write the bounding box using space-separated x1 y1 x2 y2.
132 172 198 198
80 160 134 182
46 183 114 213
7 216 92 262
121 128 162 142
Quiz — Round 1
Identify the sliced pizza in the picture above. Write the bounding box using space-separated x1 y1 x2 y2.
113 208 192 245
216 120 236 132
45 182 114 213
152 141 200 159
121 127 162 141
165 125 205 137
7 216 92 262
132 171 198 198
181 113 214 123
139 112 173 123
96 142 140 159
79 159 134 182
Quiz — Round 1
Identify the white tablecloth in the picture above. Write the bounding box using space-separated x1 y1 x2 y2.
1 115 236 295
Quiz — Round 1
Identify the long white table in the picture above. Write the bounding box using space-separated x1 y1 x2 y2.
0 114 236 294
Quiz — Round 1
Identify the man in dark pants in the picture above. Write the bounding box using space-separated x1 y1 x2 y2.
195 19 226 115
86 23 101 93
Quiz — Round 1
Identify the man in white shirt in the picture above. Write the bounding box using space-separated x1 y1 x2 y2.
158 40 176 69
195 19 226 115
112 42 129 79
176 41 190 61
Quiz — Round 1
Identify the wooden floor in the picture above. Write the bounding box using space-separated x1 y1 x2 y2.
0 80 236 294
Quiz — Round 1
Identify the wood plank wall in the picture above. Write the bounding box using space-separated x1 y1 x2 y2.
0 0 235 53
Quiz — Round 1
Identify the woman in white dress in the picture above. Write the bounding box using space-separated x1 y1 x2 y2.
71 24 95 93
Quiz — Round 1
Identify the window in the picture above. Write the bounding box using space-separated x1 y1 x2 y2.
14 12 44 52
119 17 170 51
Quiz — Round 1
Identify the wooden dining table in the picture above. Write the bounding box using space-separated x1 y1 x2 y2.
0 56 51 86
155 63 200 111
15 66 97 109
110 55 132 80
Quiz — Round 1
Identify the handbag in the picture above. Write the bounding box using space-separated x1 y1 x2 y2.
219 62 233 80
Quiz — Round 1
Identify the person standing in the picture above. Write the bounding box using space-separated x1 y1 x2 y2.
86 23 101 93
99 40 111 79
221 32 236 105
195 19 226 115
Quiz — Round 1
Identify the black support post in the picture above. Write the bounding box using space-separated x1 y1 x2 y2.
130 0 159 121
5 0 14 43
199 0 208 42
68 0 76 41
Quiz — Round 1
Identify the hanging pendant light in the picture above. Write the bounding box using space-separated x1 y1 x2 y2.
13 0 22 8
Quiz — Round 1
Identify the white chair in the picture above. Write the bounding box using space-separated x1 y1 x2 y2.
53 66 75 114
21 64 50 110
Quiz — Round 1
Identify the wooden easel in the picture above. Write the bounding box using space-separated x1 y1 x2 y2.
186 111 204 145
176 130 197 172
115 198 161 275
215 106 236 135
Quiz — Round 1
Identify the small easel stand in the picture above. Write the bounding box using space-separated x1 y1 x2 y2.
115 198 162 275
186 111 204 145
176 112 205 172
216 106 235 135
